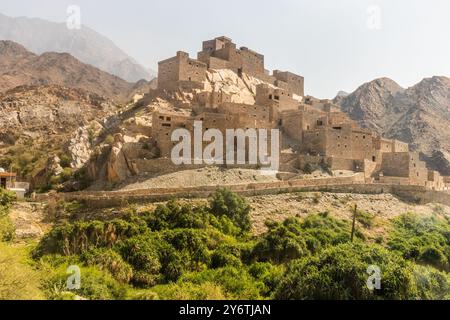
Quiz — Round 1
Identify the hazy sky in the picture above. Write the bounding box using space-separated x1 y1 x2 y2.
1 0 449 98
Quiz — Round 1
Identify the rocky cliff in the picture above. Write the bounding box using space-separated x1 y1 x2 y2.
335 76 450 174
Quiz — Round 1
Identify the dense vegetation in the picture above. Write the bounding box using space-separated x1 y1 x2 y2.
1 187 450 300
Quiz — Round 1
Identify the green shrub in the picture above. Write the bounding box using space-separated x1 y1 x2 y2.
161 229 210 272
180 266 263 299
0 214 15 242
80 248 133 283
117 235 161 286
248 262 284 297
356 210 376 229
274 243 417 300
419 246 447 270
128 289 159 300
151 281 226 300
59 154 72 168
60 168 74 183
146 200 208 231
34 219 147 258
210 243 242 269
413 265 450 300
252 218 307 263
0 189 16 242
252 214 356 264
209 188 251 232
104 135 115 145
44 265 127 300
388 213 450 271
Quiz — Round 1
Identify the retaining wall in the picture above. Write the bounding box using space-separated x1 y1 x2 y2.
36 174 450 209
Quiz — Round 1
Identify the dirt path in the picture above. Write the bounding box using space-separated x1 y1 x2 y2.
9 202 49 240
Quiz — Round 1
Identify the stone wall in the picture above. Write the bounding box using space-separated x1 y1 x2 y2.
158 51 207 90
51 175 450 209
273 70 305 97
55 173 365 207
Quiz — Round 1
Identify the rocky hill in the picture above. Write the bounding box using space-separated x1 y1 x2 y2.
0 84 118 187
0 40 138 103
0 13 154 82
335 76 450 174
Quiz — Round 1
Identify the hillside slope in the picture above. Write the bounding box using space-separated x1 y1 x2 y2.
0 40 135 103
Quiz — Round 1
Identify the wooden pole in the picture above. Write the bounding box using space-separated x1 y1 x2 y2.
351 204 357 242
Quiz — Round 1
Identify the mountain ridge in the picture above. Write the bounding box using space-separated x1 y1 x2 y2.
0 13 155 82
0 40 139 103
334 75 450 174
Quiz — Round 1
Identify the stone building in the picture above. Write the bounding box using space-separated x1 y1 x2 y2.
273 70 305 97
380 152 429 186
150 36 445 190
158 51 207 90
198 36 304 97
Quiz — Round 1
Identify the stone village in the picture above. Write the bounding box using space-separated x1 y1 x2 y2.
4 36 449 197
138 36 448 191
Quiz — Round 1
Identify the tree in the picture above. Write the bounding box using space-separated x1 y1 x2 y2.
275 243 417 300
209 188 251 232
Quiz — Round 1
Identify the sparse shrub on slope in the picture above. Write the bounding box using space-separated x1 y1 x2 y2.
413 265 450 300
388 213 450 271
251 214 359 264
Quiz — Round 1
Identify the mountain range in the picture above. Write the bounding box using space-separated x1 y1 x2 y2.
0 13 154 82
0 40 149 103
334 76 450 174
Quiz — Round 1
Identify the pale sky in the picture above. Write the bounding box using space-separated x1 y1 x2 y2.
1 0 449 98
